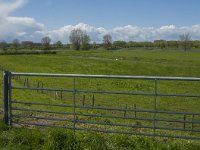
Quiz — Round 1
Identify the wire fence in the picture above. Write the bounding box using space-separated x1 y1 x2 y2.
2 71 200 140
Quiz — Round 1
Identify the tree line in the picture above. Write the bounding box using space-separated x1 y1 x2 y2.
0 29 198 52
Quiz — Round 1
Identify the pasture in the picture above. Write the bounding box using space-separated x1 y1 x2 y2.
1 49 200 149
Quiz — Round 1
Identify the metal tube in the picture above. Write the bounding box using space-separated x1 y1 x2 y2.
8 72 12 126
12 86 200 98
11 100 200 116
153 79 157 136
3 71 9 125
13 121 200 140
10 72 200 81
12 107 200 124
12 115 200 133
73 78 76 134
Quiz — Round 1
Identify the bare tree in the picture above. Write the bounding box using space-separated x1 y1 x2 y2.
41 36 51 50
69 29 83 50
69 28 90 50
179 33 191 51
103 34 112 49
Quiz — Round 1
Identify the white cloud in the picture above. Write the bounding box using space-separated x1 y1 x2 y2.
44 23 200 43
0 0 44 42
0 0 27 17
47 23 108 43
0 0 200 43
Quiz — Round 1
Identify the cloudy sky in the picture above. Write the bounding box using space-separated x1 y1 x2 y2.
0 0 200 43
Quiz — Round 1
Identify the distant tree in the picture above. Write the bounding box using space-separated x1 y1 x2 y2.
191 40 200 49
33 43 42 49
55 41 63 48
103 34 112 49
154 40 167 49
41 36 51 50
167 40 178 49
92 42 98 49
179 33 191 51
21 41 34 50
69 28 90 50
127 41 135 48
13 39 20 51
0 41 8 52
113 41 127 49
69 29 83 50
81 34 90 50
66 44 71 49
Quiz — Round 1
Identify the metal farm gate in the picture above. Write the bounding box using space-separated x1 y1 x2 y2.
2 71 200 140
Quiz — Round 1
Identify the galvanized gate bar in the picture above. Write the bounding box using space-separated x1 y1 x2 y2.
10 72 200 81
8 72 12 126
11 86 200 98
3 71 9 125
11 121 200 140
11 100 200 115
11 107 200 124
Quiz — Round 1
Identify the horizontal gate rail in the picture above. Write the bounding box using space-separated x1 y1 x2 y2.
12 100 200 116
12 107 200 124
11 121 200 140
10 72 200 81
12 114 200 132
12 86 200 98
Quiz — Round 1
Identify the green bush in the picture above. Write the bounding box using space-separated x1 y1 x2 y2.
0 50 56 55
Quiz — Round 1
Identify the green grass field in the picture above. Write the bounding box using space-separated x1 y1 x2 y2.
1 49 200 149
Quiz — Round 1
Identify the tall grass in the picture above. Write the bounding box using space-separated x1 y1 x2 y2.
0 121 200 150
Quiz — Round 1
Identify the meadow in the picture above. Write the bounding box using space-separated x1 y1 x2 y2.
1 49 200 149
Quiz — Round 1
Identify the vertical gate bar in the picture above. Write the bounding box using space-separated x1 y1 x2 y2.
73 78 76 134
3 71 9 125
153 79 157 136
8 72 12 126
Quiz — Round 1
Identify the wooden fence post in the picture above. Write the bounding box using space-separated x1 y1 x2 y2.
82 95 85 106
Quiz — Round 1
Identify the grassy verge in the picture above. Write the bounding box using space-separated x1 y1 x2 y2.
0 121 199 150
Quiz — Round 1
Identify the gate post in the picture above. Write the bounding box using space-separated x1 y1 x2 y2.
3 71 9 125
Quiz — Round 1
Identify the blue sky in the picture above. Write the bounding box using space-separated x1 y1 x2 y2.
1 0 200 43
12 0 200 29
